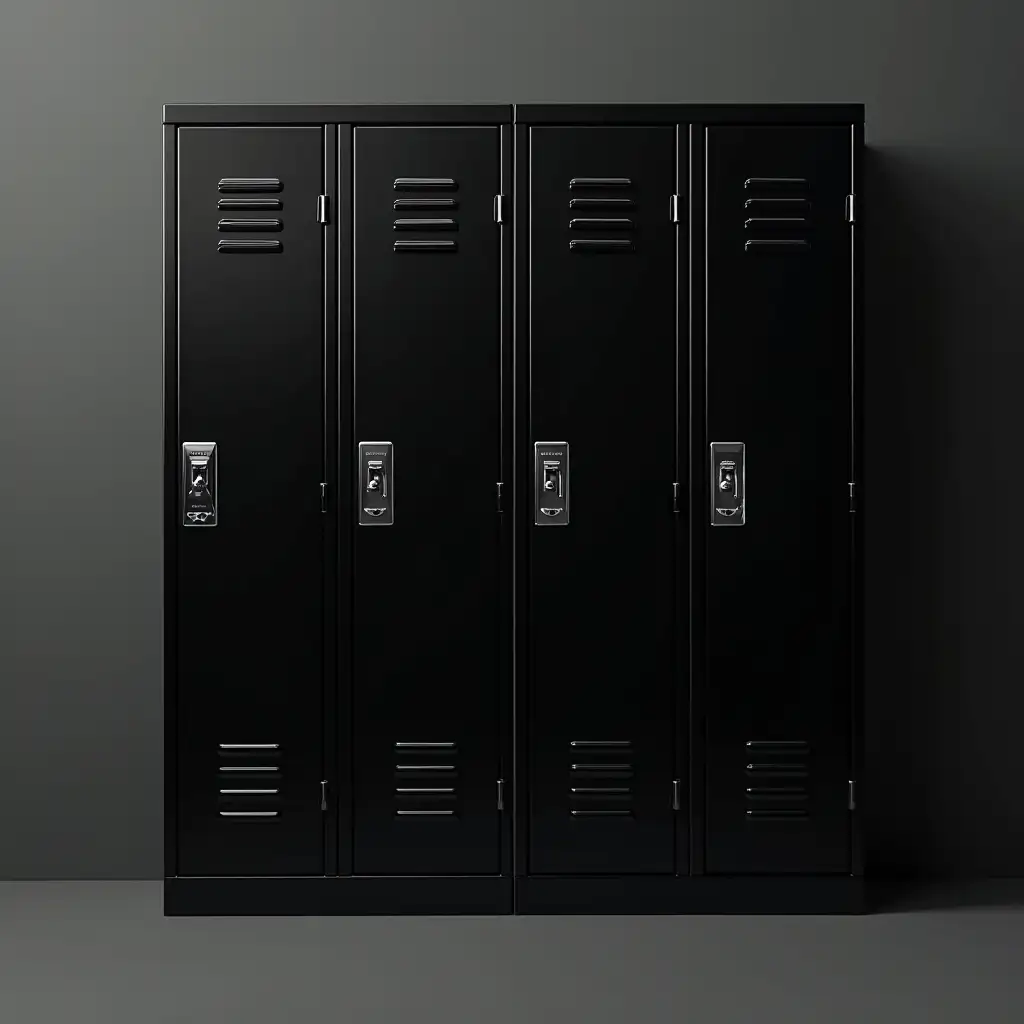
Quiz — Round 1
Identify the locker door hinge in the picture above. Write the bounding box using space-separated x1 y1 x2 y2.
496 481 504 512
848 780 856 811
672 482 680 513
848 480 856 511
320 780 328 811
670 194 681 224
497 778 505 811
845 194 856 224
320 482 328 513
493 194 505 224
672 779 680 811
317 195 329 224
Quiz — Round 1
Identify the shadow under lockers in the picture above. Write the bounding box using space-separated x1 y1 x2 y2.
164 103 863 916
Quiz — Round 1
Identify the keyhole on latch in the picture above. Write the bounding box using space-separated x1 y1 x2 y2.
542 461 562 498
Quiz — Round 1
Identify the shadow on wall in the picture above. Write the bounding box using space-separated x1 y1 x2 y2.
862 144 1024 880
863 144 946 878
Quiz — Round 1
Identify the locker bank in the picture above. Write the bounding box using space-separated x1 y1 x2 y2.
163 103 864 915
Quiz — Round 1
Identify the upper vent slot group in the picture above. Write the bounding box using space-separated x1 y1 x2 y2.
394 178 459 252
568 177 635 252
216 178 284 253
743 177 810 253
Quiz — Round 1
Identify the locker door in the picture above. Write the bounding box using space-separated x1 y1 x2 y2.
526 127 679 875
351 127 503 875
704 126 853 874
176 127 326 876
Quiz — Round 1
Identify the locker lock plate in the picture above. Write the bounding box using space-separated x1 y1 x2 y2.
711 441 744 526
182 442 217 526
359 441 393 526
535 442 569 525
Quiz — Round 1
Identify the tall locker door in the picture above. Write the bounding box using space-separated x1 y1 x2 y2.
526 127 679 875
704 126 853 874
351 127 504 875
175 127 326 876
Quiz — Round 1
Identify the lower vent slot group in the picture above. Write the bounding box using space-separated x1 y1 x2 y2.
218 742 282 818
394 740 458 818
744 740 811 821
569 739 634 817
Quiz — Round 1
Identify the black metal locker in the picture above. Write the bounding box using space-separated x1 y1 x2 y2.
164 103 863 917
349 126 506 876
522 126 681 876
703 126 854 875
173 126 327 877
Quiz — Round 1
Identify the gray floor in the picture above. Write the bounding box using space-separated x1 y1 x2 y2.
1 882 1022 1024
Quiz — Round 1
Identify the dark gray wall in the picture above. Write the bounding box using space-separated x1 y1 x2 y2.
0 0 1020 879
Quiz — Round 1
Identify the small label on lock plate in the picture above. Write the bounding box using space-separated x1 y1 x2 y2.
358 441 393 526
182 442 217 527
711 441 744 526
535 441 569 526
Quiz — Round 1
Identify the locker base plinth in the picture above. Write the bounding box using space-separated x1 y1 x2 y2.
515 876 865 915
164 876 513 916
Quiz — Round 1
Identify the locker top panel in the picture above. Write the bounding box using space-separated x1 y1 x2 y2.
514 104 864 125
164 104 513 125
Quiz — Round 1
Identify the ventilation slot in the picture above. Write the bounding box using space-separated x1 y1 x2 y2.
569 177 632 189
218 198 282 210
569 740 633 816
394 741 458 817
744 217 806 230
217 742 282 819
744 177 807 189
569 218 633 230
569 197 634 210
743 177 810 253
218 178 282 193
394 177 456 190
217 239 282 253
569 239 633 252
744 198 809 214
394 198 458 210
394 240 457 252
745 740 810 821
393 218 456 231
744 239 809 253
569 177 636 252
217 218 282 232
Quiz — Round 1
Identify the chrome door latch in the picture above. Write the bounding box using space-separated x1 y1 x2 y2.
182 442 217 526
535 441 569 525
358 441 393 525
711 441 744 526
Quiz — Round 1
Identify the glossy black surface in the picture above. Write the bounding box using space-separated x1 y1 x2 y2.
525 126 680 875
175 127 326 876
165 105 862 913
703 126 853 874
351 127 504 875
